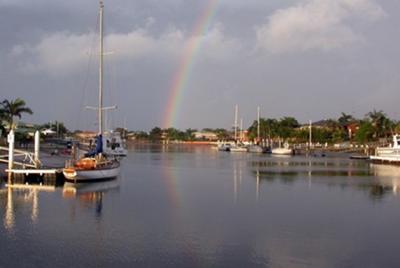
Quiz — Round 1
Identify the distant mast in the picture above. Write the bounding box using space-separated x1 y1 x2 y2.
309 120 312 149
257 106 260 143
98 1 104 135
240 118 243 141
234 105 238 141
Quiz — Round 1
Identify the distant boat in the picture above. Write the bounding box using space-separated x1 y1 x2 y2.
63 1 120 183
103 131 128 157
248 106 266 153
370 135 400 164
228 105 248 152
271 141 293 155
230 144 248 152
217 142 232 152
248 144 269 153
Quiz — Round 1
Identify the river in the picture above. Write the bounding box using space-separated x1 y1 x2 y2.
1 145 400 267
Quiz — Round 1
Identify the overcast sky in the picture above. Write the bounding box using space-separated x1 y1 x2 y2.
1 0 399 131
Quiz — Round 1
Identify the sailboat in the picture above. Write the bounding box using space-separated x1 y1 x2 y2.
229 105 248 152
63 1 120 183
271 139 293 155
248 106 268 153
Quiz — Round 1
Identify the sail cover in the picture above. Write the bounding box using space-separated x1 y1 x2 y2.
96 134 103 154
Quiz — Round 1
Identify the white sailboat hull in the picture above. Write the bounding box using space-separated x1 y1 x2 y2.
271 148 293 155
230 146 248 152
63 163 120 183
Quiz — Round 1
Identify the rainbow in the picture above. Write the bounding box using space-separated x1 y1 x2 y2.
162 0 219 128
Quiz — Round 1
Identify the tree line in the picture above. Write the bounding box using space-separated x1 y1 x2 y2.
0 98 397 145
137 110 399 144
246 110 399 144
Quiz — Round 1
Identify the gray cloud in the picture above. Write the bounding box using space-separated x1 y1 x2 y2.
0 0 398 131
256 0 386 53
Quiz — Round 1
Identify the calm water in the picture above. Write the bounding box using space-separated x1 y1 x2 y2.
1 145 400 267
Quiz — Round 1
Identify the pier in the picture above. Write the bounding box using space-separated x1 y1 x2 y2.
1 130 64 186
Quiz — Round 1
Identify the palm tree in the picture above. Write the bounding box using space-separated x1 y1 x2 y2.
1 98 33 132
0 107 6 137
367 110 392 138
338 112 355 127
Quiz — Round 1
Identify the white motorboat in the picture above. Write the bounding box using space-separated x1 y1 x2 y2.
217 142 232 151
103 131 128 157
370 135 400 163
63 1 120 183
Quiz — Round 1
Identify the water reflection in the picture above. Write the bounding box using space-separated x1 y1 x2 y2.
256 169 260 201
370 164 400 194
250 158 400 200
233 160 243 203
63 179 120 217
4 187 14 231
1 185 55 232
3 149 400 266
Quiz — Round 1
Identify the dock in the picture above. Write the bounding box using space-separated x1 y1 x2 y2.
1 130 65 187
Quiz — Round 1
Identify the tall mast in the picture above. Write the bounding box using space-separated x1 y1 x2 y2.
309 120 312 149
240 118 243 141
234 104 238 141
257 106 260 142
98 1 104 135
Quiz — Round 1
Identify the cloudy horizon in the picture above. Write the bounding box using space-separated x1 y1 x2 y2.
1 0 399 131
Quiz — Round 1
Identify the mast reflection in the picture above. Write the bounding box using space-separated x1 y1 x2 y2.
63 179 120 216
233 161 243 203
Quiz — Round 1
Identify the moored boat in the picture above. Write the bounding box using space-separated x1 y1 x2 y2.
63 157 120 182
230 144 248 152
370 135 400 164
271 147 293 155
63 1 120 183
271 141 293 155
248 144 269 153
216 141 233 151
103 131 128 157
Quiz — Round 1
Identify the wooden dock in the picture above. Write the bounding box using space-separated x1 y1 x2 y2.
1 130 66 187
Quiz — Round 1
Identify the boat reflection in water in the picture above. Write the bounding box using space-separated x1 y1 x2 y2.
370 164 400 194
62 179 120 216
250 158 400 200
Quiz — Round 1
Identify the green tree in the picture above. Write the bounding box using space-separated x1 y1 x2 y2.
354 121 374 143
367 110 392 138
332 128 346 143
277 117 299 139
165 127 185 140
185 128 197 141
248 118 279 140
149 127 163 140
134 131 149 140
0 108 6 137
1 98 33 132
